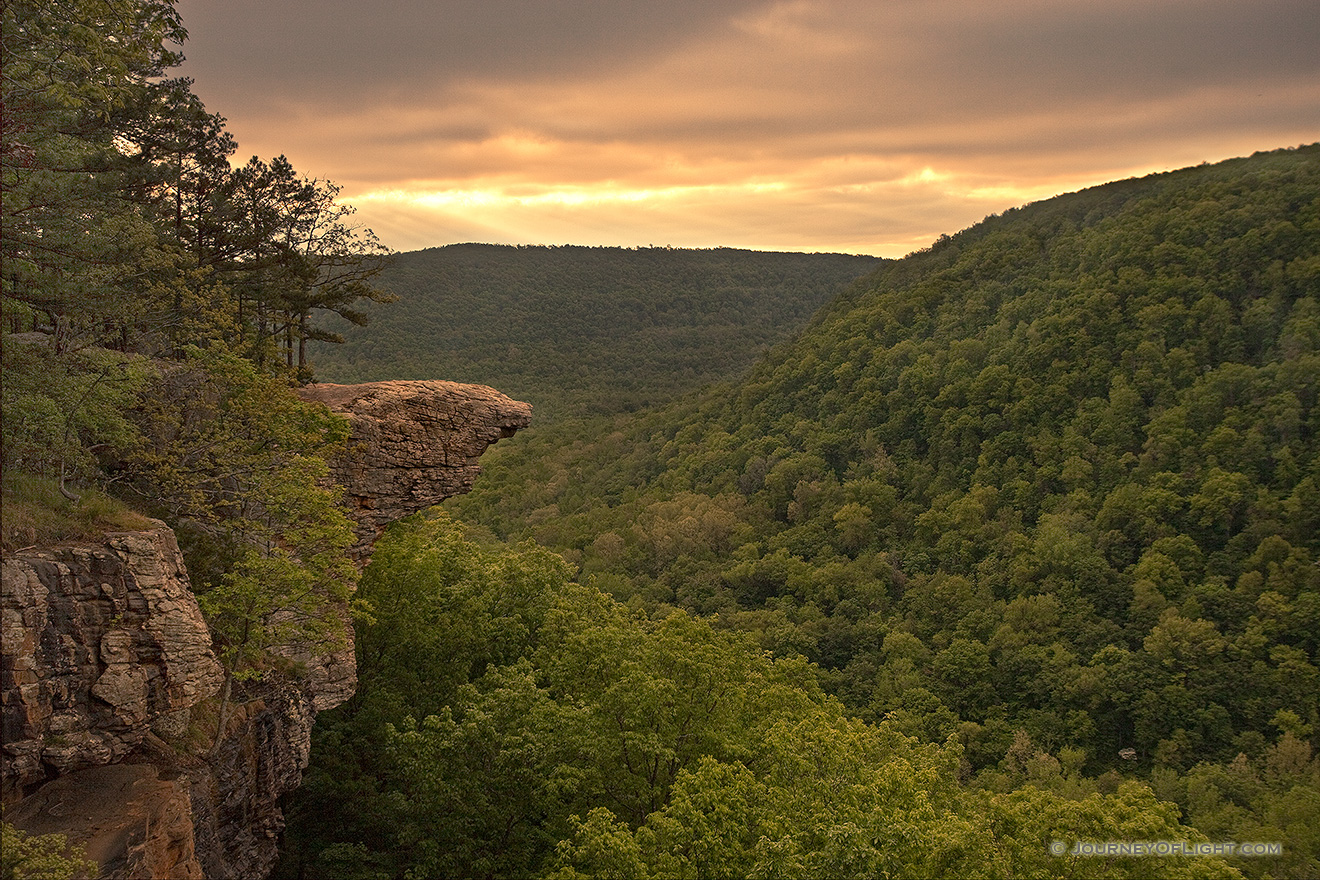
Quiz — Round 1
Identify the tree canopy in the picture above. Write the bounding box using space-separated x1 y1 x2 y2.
2 0 385 703
279 513 1244 880
438 145 1320 878
309 243 881 421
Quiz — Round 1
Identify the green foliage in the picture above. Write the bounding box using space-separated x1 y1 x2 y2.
0 821 97 880
103 349 364 688
0 343 151 489
309 244 881 421
1150 736 1320 880
2 0 186 353
550 743 1241 880
281 513 1235 880
118 349 352 560
439 145 1320 867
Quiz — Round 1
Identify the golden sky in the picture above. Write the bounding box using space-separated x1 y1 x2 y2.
176 0 1319 257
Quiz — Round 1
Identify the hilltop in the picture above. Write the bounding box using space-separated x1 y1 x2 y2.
308 244 882 420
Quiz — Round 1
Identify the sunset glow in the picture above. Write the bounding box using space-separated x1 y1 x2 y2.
176 0 1319 256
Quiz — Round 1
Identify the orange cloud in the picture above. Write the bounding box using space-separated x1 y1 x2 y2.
178 0 1320 255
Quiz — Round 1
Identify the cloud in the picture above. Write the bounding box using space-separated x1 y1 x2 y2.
177 0 763 103
175 0 1320 255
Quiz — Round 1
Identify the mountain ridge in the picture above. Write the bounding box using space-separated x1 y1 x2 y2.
309 244 883 421
447 141 1320 768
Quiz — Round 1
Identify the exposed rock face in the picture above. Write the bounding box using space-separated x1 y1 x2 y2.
1 524 223 801
269 380 531 716
186 681 315 880
298 379 533 562
0 524 320 880
2 380 530 879
266 607 357 714
7 763 203 880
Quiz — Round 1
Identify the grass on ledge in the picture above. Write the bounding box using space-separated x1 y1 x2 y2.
2 471 155 553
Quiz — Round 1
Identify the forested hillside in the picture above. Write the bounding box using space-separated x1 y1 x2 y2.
309 244 881 420
8 3 1318 876
432 145 1319 876
278 511 1244 880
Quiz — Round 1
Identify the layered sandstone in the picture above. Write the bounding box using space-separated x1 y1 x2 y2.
298 379 533 562
1 525 223 801
2 379 531 879
185 681 316 879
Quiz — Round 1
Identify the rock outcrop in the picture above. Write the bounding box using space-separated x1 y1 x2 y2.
185 680 316 880
297 379 533 562
1 525 223 801
2 379 530 879
7 763 203 880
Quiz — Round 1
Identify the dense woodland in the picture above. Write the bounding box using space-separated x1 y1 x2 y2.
280 147 1320 879
278 511 1250 880
3 3 1318 880
310 244 880 421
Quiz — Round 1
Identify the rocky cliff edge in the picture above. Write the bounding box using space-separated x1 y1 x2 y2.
298 379 533 564
2 379 531 879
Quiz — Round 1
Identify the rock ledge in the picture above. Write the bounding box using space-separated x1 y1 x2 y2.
298 380 532 561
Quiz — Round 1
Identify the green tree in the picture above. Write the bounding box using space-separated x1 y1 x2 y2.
111 349 359 741
0 343 149 495
2 0 186 350
227 156 392 374
0 822 98 880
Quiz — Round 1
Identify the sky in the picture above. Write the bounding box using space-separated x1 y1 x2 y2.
174 0 1319 258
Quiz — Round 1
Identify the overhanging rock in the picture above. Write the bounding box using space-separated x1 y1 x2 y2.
297 379 532 562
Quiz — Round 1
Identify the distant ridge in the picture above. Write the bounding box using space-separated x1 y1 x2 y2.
309 244 882 421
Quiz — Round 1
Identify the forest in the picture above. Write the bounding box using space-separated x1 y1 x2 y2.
1 0 387 543
0 0 398 720
3 1 1318 879
278 146 1320 879
309 243 880 421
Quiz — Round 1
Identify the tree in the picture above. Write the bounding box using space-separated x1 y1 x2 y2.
0 342 149 497
227 156 392 374
2 0 186 350
106 75 242 352
112 349 360 741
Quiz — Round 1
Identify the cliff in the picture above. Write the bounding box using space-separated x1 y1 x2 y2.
2 526 222 801
298 379 533 563
1 380 530 879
